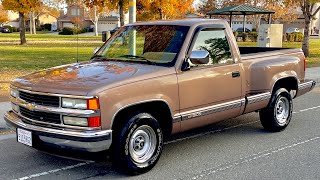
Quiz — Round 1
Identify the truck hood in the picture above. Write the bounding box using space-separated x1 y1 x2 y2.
11 61 174 96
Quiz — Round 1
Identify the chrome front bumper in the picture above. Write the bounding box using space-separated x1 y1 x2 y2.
295 80 316 98
4 111 112 152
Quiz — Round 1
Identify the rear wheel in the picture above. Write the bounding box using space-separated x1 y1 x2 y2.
112 113 163 174
259 88 293 132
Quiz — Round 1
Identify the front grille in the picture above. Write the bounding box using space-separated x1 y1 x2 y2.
19 91 60 107
20 106 61 124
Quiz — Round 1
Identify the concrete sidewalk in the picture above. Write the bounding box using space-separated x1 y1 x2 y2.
0 67 319 131
0 102 10 131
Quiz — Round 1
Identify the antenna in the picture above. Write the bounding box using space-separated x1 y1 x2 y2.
76 27 79 63
76 0 81 63
76 0 79 63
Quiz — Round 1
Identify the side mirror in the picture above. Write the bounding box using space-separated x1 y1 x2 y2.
189 50 209 65
93 47 100 54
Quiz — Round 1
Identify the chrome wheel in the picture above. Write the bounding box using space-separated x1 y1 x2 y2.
129 125 157 164
275 97 289 125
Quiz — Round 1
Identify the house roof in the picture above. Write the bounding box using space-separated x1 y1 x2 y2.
207 4 275 15
26 12 57 21
58 16 91 22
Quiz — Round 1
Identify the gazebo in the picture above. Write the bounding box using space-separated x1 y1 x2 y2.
206 4 275 32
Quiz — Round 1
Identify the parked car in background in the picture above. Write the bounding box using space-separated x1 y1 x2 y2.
1 27 11 33
286 27 301 34
235 27 251 32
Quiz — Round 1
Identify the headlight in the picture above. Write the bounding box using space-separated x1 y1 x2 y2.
10 89 19 98
63 116 88 127
62 98 87 109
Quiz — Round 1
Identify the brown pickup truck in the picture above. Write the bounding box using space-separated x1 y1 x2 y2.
4 19 316 174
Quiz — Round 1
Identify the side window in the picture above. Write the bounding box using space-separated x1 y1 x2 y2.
191 28 233 66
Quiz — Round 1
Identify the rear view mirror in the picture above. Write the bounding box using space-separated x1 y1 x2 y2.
189 50 209 64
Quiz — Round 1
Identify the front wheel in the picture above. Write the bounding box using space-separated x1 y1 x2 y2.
112 113 163 174
259 88 293 132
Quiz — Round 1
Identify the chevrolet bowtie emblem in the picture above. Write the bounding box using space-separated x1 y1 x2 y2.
25 103 36 111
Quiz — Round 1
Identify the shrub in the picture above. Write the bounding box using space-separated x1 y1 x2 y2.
293 32 303 42
249 31 258 42
286 32 303 42
286 33 295 42
36 27 42 31
241 32 248 42
72 27 83 34
59 27 74 35
43 23 52 31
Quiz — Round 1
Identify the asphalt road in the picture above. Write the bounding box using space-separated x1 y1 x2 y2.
0 87 319 180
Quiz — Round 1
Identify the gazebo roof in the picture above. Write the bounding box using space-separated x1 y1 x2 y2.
207 4 275 15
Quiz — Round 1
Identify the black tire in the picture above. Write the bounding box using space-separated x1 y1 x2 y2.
259 88 293 132
112 113 163 175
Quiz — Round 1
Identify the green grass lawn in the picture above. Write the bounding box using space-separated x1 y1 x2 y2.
0 33 101 42
0 34 319 82
0 33 103 71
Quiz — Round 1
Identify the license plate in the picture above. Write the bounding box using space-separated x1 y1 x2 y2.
17 128 32 147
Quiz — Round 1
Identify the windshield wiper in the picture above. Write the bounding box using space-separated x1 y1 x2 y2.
90 54 104 60
119 55 155 65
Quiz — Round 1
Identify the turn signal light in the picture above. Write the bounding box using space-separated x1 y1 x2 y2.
88 116 101 127
87 98 99 110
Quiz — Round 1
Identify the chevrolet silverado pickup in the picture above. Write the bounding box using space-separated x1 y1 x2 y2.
4 19 316 174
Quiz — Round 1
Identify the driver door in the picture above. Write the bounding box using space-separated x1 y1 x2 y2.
177 27 243 131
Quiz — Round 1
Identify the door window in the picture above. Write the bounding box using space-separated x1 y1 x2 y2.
191 28 233 66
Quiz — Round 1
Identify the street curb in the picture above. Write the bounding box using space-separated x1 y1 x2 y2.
0 134 15 141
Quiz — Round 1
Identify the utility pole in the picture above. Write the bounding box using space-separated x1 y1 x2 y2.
129 0 136 56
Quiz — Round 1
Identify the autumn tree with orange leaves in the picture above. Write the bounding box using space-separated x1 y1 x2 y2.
137 0 194 21
0 5 9 26
2 0 42 45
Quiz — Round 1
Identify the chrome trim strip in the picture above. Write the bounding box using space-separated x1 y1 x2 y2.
11 97 100 117
4 111 112 139
298 80 315 90
172 115 181 123
177 99 244 121
247 92 271 104
11 85 98 99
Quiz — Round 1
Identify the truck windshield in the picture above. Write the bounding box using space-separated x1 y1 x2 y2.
93 25 189 66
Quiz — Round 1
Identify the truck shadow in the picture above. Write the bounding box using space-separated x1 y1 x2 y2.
28 113 270 178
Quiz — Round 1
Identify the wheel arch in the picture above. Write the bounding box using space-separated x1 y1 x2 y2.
111 100 173 138
271 76 298 95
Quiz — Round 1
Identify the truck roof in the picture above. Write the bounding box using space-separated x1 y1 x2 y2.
125 19 225 27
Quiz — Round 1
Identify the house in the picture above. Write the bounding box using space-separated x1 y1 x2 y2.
26 13 58 30
57 4 128 33
4 11 19 28
4 11 58 30
281 3 320 35
57 4 92 29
